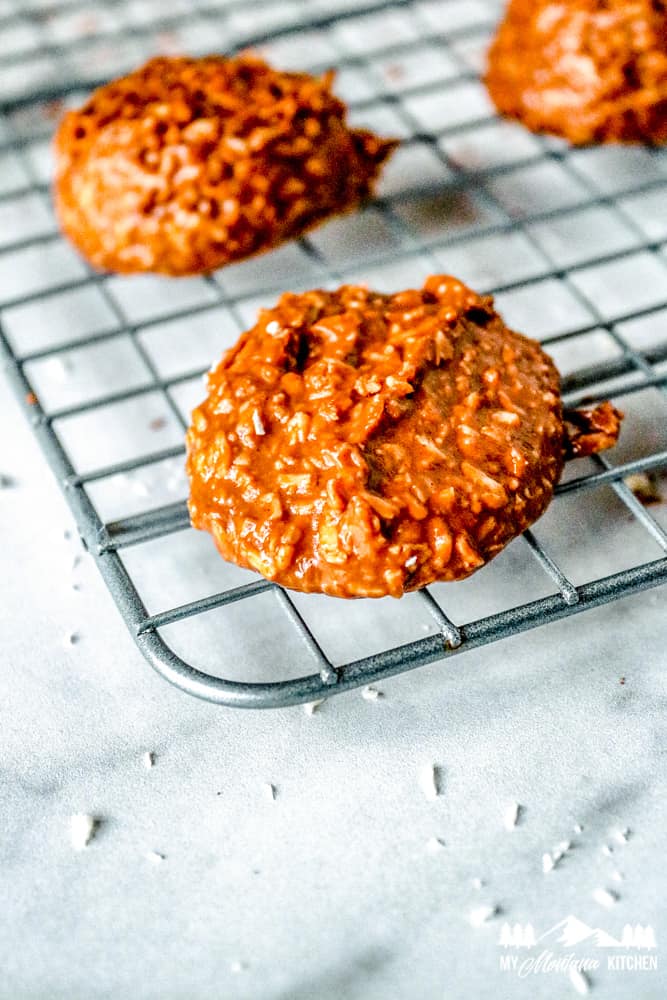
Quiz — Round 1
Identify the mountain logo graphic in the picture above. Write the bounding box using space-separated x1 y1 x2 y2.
498 916 656 950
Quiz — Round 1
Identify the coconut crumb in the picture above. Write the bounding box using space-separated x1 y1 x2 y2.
426 837 446 854
469 905 497 927
602 844 614 856
611 871 624 882
472 877 484 890
569 965 590 995
230 961 246 974
592 888 618 908
361 685 383 701
263 782 277 801
142 751 155 769
542 853 555 874
503 801 520 830
303 699 324 716
614 827 630 844
556 840 572 856
70 813 98 850
419 764 440 801
573 823 584 834
252 410 266 436
624 471 662 505
146 851 165 863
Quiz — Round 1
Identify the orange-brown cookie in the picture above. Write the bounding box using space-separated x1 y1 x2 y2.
53 55 396 276
186 275 622 599
486 0 667 144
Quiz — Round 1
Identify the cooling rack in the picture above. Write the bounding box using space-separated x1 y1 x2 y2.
1 0 667 708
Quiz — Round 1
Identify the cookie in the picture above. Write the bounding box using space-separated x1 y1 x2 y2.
54 55 396 275
186 275 621 598
486 0 667 144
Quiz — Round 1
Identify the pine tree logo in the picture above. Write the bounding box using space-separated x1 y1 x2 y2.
499 923 537 948
621 925 657 949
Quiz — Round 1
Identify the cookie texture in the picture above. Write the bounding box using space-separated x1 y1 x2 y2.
53 55 396 275
486 0 667 144
187 276 574 598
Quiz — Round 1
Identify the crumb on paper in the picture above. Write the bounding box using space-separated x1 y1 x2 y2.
361 685 383 701
611 871 624 882
602 844 614 856
556 840 572 856
542 853 555 874
469 905 497 927
146 851 165 863
419 764 440 801
426 837 446 854
573 823 584 834
230 961 246 974
503 801 521 830
70 813 99 850
592 888 618 908
304 699 325 716
142 751 155 769
614 827 630 844
569 966 591 996
63 631 80 649
263 783 277 801
0 473 17 489
472 877 484 890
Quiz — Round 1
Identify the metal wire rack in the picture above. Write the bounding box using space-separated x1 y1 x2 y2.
1 0 667 708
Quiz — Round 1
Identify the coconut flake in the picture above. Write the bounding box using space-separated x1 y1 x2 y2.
472 877 484 890
361 685 383 701
142 751 155 769
611 871 624 882
503 801 520 830
426 837 446 854
602 844 614 856
592 888 618 908
469 905 497 927
70 813 98 850
573 823 584 834
542 853 555 874
146 851 165 864
419 764 440 801
263 782 277 801
303 699 324 716
569 966 590 995
230 961 246 974
252 410 266 436
614 827 630 844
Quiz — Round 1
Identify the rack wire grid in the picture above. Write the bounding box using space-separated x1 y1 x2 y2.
1 0 667 709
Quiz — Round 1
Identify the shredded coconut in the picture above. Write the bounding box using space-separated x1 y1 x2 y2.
304 699 324 715
573 823 584 834
361 685 383 701
503 801 520 830
252 410 266 436
142 751 155 769
469 905 497 927
426 837 446 853
146 851 165 863
263 783 277 801
420 764 440 801
542 853 555 873
569 966 590 995
592 888 618 908
70 813 98 850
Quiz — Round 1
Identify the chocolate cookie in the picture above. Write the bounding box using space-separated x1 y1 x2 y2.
486 0 667 144
186 275 622 599
53 55 396 275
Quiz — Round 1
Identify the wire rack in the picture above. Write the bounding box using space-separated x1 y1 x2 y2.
1 0 667 708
